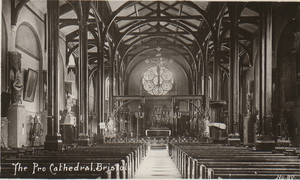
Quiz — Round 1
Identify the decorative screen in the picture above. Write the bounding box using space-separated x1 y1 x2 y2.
142 66 174 95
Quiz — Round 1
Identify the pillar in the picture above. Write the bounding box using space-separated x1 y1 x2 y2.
108 41 114 116
227 3 241 146
74 57 80 140
97 27 104 143
44 0 62 151
0 0 2 120
243 80 255 146
209 26 227 142
78 2 90 145
203 39 210 139
255 3 275 151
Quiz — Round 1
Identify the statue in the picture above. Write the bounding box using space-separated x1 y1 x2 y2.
245 81 253 115
246 91 252 115
12 71 23 104
254 107 260 138
30 114 43 145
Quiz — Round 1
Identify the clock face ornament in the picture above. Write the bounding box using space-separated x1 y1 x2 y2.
142 66 174 95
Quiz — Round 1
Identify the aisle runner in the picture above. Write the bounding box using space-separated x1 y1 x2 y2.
133 148 182 179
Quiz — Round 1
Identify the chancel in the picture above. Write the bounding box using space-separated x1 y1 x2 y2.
1 1 300 179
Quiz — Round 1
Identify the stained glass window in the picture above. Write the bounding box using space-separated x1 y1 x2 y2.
142 66 174 95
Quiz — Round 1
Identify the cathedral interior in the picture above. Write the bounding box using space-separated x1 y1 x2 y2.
1 0 300 179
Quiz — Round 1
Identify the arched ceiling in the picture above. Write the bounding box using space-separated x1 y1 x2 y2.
26 1 260 79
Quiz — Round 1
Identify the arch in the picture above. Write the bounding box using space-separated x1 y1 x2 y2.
276 20 299 101
59 52 66 110
221 72 229 111
66 44 95 66
15 22 43 111
201 76 212 99
124 47 191 72
106 1 214 41
88 74 95 112
105 77 116 100
11 0 29 26
115 20 200 57
274 18 297 66
66 1 81 22
274 19 299 144
124 48 192 83
16 22 42 61
216 4 228 44
125 58 189 96
120 35 196 71
106 2 215 68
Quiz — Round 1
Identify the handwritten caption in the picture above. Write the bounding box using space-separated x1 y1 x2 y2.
276 175 295 180
12 162 125 176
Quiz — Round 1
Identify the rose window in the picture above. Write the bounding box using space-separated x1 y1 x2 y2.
142 66 174 95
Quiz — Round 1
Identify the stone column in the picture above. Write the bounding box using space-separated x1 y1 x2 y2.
255 3 275 151
97 28 104 143
73 57 79 140
78 3 90 145
135 114 140 136
115 55 120 96
44 0 62 151
227 3 241 146
108 41 114 117
243 80 255 146
203 40 210 139
209 26 227 142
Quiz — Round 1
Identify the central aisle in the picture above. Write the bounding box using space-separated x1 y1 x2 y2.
133 148 182 179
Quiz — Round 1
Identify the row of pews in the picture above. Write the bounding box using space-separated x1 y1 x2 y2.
1 143 147 179
169 142 300 179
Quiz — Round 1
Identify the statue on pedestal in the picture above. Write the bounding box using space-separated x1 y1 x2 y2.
8 52 23 104
30 114 43 146
12 71 23 104
245 81 253 115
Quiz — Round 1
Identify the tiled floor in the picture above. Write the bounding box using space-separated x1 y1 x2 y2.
133 148 182 179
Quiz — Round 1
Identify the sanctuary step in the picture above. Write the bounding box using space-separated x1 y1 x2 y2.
150 144 167 149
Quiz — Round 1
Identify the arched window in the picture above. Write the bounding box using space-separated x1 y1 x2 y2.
105 77 109 100
208 76 212 99
142 66 174 95
16 23 40 61
201 76 204 95
201 76 212 99
105 77 116 100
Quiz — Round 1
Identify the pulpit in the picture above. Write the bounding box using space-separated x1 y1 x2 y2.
60 113 76 144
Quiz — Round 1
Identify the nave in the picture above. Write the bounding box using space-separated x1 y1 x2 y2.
1 139 300 179
1 0 300 179
133 147 182 179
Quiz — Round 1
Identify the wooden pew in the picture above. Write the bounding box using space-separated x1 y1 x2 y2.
169 142 300 179
1 143 146 179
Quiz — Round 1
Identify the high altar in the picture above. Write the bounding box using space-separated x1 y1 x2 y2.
145 105 172 136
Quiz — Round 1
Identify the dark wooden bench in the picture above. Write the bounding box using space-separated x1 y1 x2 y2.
1 143 147 179
169 142 300 179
